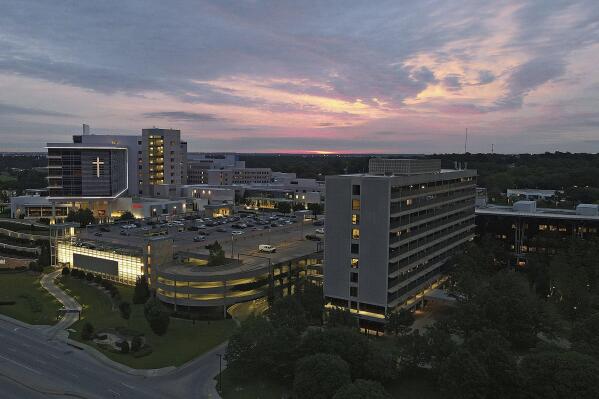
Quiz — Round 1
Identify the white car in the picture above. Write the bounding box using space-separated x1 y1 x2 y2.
259 244 276 253
315 228 325 234
232 230 244 236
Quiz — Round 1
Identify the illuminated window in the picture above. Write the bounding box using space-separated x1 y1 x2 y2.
351 258 359 268
352 199 361 210
406 199 413 206
352 214 359 225
352 228 360 239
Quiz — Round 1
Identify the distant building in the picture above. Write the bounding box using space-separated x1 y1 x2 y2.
324 158 476 333
140 128 187 197
506 189 558 201
476 202 599 266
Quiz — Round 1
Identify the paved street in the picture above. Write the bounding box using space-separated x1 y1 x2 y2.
0 317 224 398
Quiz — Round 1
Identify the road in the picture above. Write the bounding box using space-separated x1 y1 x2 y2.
0 317 225 398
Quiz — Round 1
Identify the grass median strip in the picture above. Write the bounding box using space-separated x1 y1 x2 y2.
0 271 60 325
59 277 236 369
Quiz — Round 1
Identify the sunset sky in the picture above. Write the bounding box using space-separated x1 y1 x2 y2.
1 1 598 153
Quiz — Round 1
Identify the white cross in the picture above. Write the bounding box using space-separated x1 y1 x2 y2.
92 156 104 177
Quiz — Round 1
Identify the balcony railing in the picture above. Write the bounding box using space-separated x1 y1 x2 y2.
390 189 474 215
391 181 475 200
390 202 474 230
389 212 474 246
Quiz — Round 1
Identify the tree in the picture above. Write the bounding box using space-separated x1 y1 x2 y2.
119 301 131 321
66 208 96 227
133 276 150 304
276 201 292 214
465 329 521 399
333 380 391 399
438 349 489 399
385 309 414 336
118 211 135 221
292 202 305 212
326 306 358 329
144 297 170 335
293 354 351 399
81 322 94 340
207 240 226 266
298 328 377 381
521 352 599 399
267 295 308 333
298 281 324 324
308 203 324 216
572 313 599 359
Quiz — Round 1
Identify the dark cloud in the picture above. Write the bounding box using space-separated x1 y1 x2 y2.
477 70 495 85
143 111 228 122
496 57 566 109
442 74 463 92
411 67 438 84
0 102 73 117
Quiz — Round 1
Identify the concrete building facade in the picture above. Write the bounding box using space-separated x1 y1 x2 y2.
324 159 476 331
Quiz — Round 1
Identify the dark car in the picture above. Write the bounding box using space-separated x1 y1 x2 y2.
313 220 324 226
305 234 322 241
217 227 228 233
100 226 111 232
94 232 103 237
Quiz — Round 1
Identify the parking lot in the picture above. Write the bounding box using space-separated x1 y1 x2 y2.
79 213 324 266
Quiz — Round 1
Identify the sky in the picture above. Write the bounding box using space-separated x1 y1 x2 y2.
1 1 599 154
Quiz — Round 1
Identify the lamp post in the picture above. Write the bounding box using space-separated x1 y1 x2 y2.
216 353 223 393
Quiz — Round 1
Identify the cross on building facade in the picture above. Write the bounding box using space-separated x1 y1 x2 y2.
92 156 104 177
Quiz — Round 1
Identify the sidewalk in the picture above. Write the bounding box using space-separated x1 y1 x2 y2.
39 270 82 336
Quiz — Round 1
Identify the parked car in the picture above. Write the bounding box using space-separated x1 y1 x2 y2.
259 244 276 253
305 234 322 241
232 230 244 236
100 226 111 232
313 220 324 226
94 232 103 237
193 236 206 242
217 227 228 233
120 230 130 236
315 228 325 234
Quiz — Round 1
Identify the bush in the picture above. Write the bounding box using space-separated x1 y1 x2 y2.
61 267 70 276
333 380 391 399
131 336 143 352
85 272 94 282
119 301 131 320
81 322 94 340
117 340 130 354
93 274 102 284
144 297 170 336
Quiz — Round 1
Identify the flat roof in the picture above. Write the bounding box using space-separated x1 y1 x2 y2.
476 204 599 221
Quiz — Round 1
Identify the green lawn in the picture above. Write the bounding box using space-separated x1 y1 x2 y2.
0 271 61 325
59 276 236 369
218 368 287 399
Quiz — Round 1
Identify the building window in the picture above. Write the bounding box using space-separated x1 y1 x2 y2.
352 199 361 210
352 214 359 225
406 199 413 206
352 228 360 239
350 272 359 283
351 244 359 254
351 258 359 268
352 185 361 195
350 286 358 297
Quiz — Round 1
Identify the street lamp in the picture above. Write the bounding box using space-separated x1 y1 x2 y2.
216 353 223 393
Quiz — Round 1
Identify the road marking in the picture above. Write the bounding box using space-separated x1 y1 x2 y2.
121 382 136 389
0 354 42 375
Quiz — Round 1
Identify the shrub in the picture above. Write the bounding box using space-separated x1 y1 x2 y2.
133 276 150 304
117 340 130 354
293 354 351 399
81 322 94 340
144 297 170 336
93 274 102 284
131 336 143 352
85 272 94 281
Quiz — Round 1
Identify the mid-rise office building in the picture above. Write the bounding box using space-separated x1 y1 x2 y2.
324 158 476 332
140 128 187 196
187 153 271 186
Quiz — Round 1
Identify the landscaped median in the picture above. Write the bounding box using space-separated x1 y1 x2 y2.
57 273 236 369
0 270 61 325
